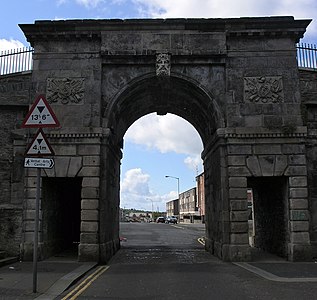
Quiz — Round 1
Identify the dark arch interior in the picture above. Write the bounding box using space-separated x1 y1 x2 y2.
41 177 82 259
248 177 288 258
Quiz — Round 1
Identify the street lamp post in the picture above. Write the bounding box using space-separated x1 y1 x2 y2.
165 175 180 197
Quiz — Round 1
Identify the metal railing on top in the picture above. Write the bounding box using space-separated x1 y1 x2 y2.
0 43 317 76
0 47 34 75
297 43 317 70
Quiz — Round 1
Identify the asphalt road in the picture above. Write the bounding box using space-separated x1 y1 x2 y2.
58 222 317 300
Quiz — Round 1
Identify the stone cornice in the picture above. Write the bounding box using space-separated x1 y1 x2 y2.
20 17 311 45
202 126 308 159
47 132 103 139
223 132 307 139
217 127 308 139
12 128 107 140
46 127 109 139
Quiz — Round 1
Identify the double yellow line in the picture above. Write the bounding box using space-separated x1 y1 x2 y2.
62 265 109 300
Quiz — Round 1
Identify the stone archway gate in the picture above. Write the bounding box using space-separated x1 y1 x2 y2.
0 16 316 262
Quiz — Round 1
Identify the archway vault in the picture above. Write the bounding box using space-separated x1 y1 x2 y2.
103 74 225 147
98 73 224 262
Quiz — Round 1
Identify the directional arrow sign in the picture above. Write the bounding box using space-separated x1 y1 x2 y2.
25 129 55 156
22 95 60 128
24 158 55 169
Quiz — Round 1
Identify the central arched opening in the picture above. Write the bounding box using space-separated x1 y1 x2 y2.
99 74 224 262
120 113 204 211
119 112 205 250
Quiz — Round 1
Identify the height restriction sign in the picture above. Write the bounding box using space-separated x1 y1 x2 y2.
25 129 55 156
21 95 60 128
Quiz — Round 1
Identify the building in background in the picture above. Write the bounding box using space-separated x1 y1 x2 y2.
166 199 179 219
166 173 206 224
120 209 153 222
179 187 200 223
196 172 205 223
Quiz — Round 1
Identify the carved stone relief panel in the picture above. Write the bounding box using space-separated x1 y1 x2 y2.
46 78 84 104
156 53 171 76
244 76 283 103
300 77 317 104
0 75 32 104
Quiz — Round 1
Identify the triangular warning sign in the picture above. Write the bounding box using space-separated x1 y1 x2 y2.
21 95 60 128
25 129 55 156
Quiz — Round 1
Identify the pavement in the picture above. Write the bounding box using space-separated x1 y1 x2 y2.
0 256 96 300
234 261 317 282
1 251 317 299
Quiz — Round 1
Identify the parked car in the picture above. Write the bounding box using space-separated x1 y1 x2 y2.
156 217 165 223
166 216 178 224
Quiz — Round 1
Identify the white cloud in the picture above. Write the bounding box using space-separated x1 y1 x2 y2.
133 0 317 40
112 0 126 4
121 168 151 196
57 0 67 5
120 168 171 210
75 0 104 8
162 190 178 201
56 0 317 40
125 113 203 156
0 39 25 52
184 155 202 172
133 0 315 18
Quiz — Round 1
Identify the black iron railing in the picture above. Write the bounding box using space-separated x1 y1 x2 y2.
0 47 34 75
297 43 317 70
0 44 317 76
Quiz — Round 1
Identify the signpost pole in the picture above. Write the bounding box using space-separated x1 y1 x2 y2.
33 167 41 293
21 95 60 294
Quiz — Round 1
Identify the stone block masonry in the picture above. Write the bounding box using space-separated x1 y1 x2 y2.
224 125 311 260
0 17 314 263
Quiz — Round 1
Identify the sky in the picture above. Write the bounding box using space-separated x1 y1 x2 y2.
1 0 317 212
